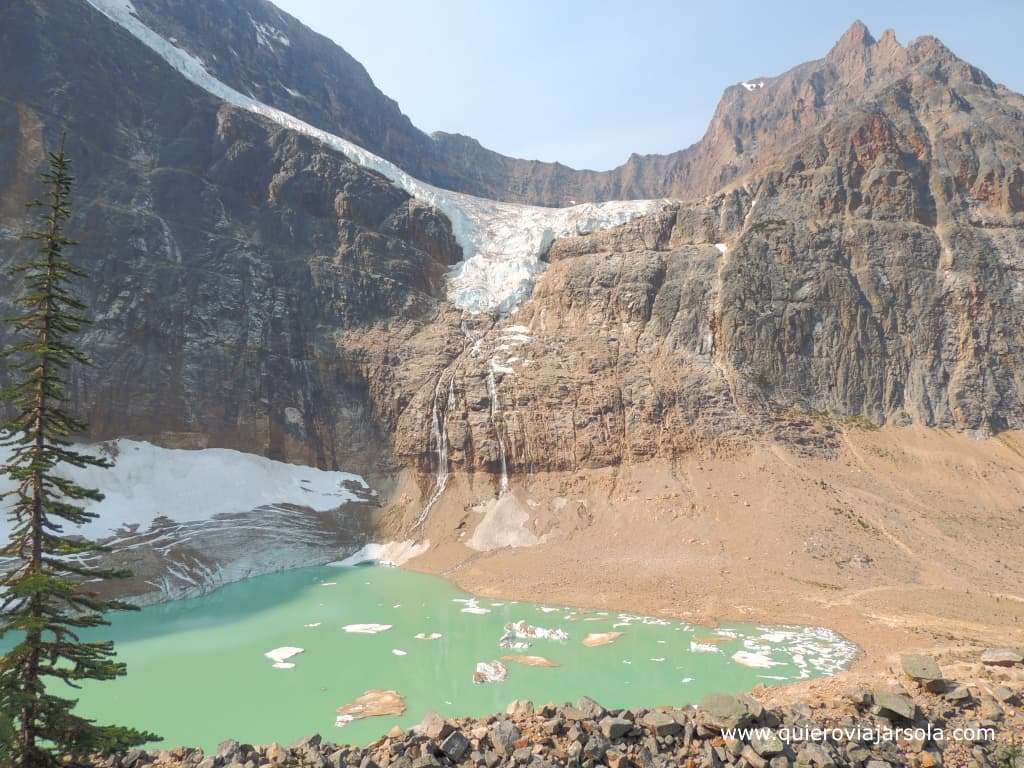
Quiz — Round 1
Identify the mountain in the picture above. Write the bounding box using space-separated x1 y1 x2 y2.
1 0 1023 611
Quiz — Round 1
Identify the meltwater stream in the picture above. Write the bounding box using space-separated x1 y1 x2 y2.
9 566 856 750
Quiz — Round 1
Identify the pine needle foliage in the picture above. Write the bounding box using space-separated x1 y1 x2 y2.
0 137 157 767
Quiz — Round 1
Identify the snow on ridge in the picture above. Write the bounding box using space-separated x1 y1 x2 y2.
82 0 664 314
0 438 368 541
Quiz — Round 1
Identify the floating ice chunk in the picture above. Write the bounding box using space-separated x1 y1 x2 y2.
392 649 407 656
504 620 568 642
690 641 722 654
681 677 694 684
320 582 336 587
343 624 393 634
582 632 623 647
500 654 559 668
472 660 508 684
304 622 321 628
733 651 783 668
414 632 443 640
650 657 666 662
335 690 406 727
265 647 303 668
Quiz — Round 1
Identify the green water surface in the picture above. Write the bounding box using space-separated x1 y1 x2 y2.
4 565 857 750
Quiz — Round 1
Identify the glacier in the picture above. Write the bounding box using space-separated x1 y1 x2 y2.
83 0 666 313
0 438 368 541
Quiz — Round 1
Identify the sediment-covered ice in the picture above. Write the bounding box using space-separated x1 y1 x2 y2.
472 661 508 684
82 0 665 314
334 540 428 567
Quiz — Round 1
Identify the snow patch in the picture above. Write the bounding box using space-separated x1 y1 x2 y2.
742 81 765 91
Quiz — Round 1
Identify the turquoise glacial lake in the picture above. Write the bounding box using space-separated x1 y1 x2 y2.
10 565 857 749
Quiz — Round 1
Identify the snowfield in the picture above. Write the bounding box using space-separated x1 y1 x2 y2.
83 0 665 314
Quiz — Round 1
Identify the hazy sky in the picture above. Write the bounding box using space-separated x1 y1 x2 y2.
272 0 1024 171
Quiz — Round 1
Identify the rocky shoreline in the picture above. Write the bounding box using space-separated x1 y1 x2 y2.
90 648 1023 768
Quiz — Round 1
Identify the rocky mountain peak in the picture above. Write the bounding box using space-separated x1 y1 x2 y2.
827 19 876 57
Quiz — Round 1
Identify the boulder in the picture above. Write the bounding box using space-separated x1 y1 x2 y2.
577 696 606 718
699 694 748 730
439 731 470 762
419 711 453 740
873 690 916 721
640 711 681 736
506 699 534 716
900 654 943 691
600 716 632 740
490 720 521 757
981 648 1024 667
750 729 785 757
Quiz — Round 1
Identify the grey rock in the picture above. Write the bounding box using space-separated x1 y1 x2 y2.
506 699 534 717
981 649 1024 667
750 729 785 757
490 721 521 757
699 694 748 730
420 712 454 741
901 654 943 688
440 731 471 762
576 696 606 719
873 690 916 720
640 712 681 737
600 717 632 740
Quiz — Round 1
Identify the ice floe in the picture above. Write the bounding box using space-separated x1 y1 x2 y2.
391 649 407 656
582 632 623 647
500 654 559 668
732 650 783 668
690 641 722 654
342 623 393 634
414 632 443 640
335 690 406 728
503 620 569 642
264 646 303 669
472 660 509 684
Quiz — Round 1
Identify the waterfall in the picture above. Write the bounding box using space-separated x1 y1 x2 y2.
414 375 454 527
487 370 509 493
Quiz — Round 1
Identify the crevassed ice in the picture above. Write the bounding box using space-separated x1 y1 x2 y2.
83 0 665 313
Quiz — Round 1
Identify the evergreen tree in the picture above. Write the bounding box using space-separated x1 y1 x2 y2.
0 137 157 767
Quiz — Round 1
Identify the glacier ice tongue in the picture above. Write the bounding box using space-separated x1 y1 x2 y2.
82 0 665 314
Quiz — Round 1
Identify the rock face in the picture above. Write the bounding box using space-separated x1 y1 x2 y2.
1 3 1023 497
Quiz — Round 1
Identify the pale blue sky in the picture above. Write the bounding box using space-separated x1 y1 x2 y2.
272 0 1024 171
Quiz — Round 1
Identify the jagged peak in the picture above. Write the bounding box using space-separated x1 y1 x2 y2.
827 20 876 59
